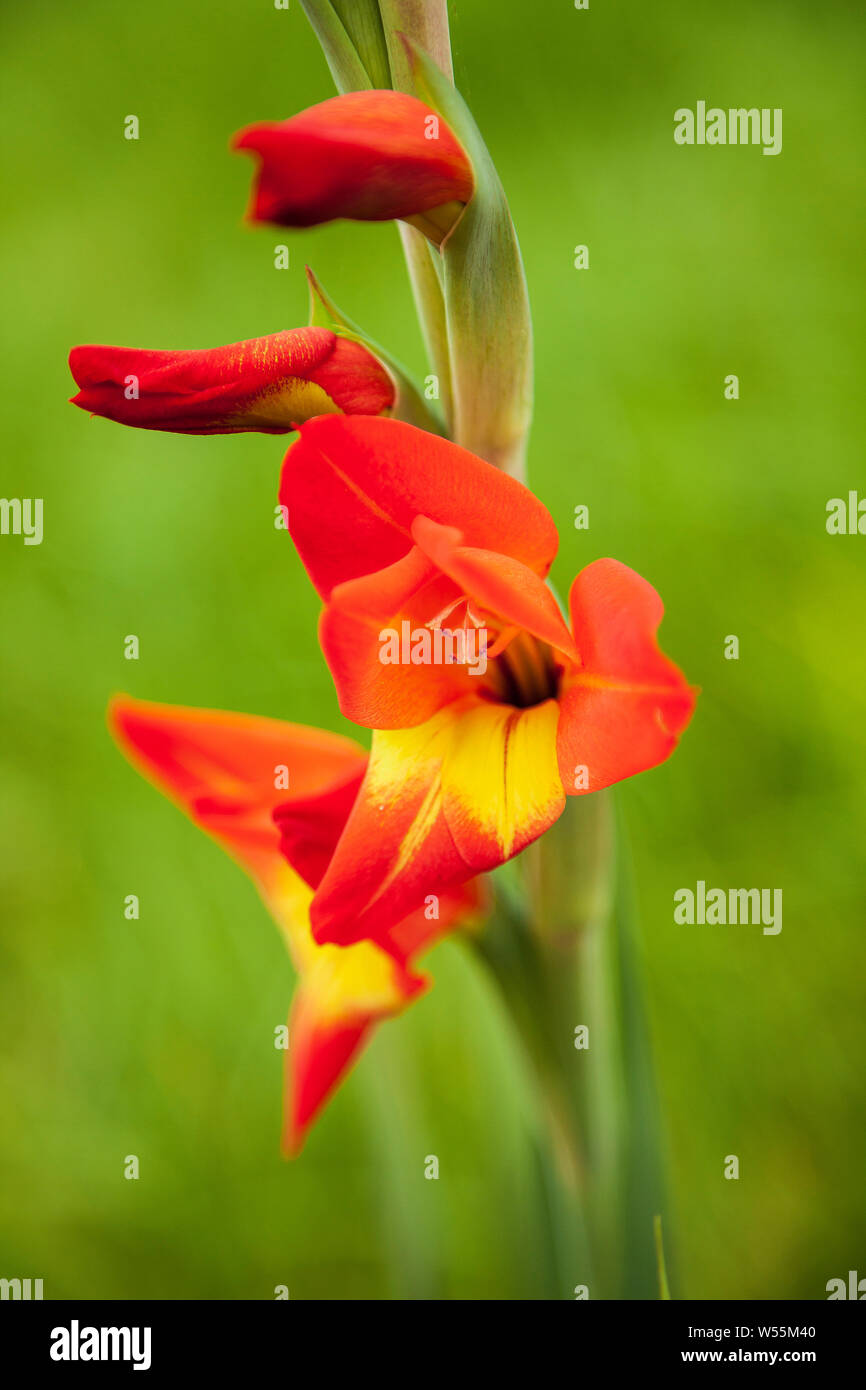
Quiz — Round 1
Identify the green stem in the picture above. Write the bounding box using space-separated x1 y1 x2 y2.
380 2 456 435
472 882 594 1296
396 225 454 431
378 0 454 85
610 799 671 1299
475 792 670 1299
403 45 533 481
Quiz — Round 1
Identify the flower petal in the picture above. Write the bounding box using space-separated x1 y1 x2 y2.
107 694 366 899
69 329 393 435
410 514 578 661
281 415 559 599
556 559 697 792
280 877 429 1155
286 870 482 1153
108 695 480 1151
285 1005 369 1156
319 545 479 728
233 91 474 239
311 695 565 947
272 764 365 892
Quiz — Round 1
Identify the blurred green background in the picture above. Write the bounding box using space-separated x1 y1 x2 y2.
1 0 864 1299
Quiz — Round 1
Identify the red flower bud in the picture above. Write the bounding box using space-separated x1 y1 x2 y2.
233 91 474 244
69 327 394 435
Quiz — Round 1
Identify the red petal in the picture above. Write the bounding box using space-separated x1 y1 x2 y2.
281 415 559 599
233 91 473 230
284 873 486 1152
69 329 393 434
556 559 697 792
284 937 428 1155
386 877 488 965
272 766 364 891
108 694 366 891
283 1001 370 1156
315 336 395 417
109 695 486 1153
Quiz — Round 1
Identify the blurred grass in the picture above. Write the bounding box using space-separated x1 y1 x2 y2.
1 0 864 1298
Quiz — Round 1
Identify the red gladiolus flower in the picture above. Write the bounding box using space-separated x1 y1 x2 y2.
108 695 480 1153
69 328 394 435
279 416 697 950
234 91 474 246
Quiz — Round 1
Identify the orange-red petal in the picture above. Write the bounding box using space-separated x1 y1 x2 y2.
319 545 480 728
281 415 559 599
556 559 697 793
311 695 565 948
108 694 365 893
410 514 578 661
285 870 483 1154
108 696 469 1152
284 1004 369 1156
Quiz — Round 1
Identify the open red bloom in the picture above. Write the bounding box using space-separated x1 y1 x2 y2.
69 328 393 435
279 416 697 949
234 91 474 246
109 695 480 1153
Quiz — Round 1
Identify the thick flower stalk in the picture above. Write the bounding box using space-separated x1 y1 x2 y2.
109 695 480 1153
66 0 697 1296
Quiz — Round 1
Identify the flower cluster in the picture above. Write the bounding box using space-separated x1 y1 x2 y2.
70 19 695 1153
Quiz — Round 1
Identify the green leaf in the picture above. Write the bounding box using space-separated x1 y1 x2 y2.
299 0 378 93
655 1214 672 1300
305 265 446 434
332 0 391 88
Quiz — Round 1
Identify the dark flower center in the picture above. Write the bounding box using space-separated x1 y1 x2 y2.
486 629 561 709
